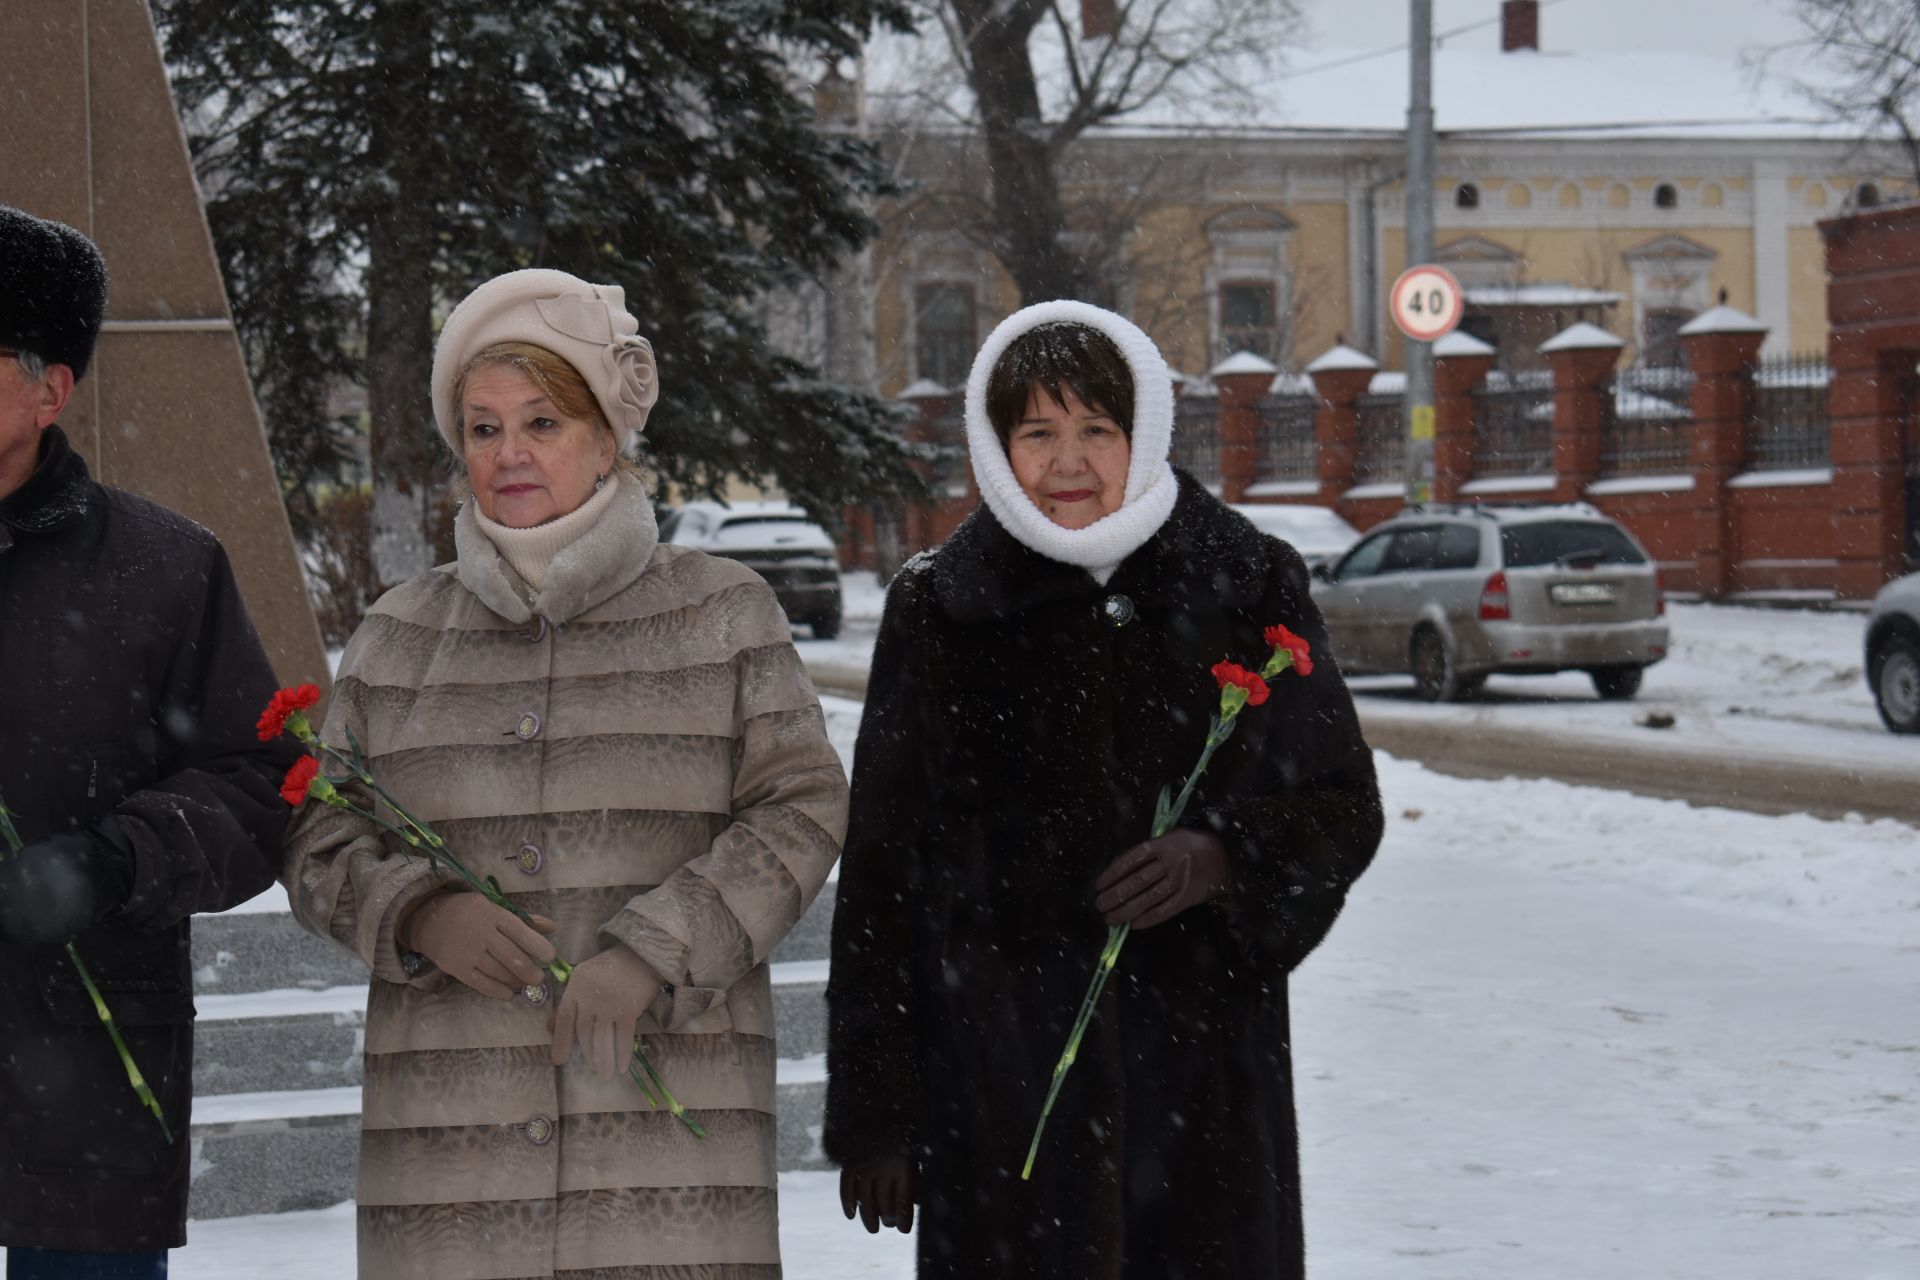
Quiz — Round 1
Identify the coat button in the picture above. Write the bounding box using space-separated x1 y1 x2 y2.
526 615 549 643
522 1114 555 1146
515 712 542 741
511 843 543 875
521 981 551 1007
1103 593 1136 627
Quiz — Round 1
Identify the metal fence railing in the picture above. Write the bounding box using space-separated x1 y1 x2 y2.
1470 370 1555 475
1749 353 1832 471
1598 366 1694 476
1255 393 1318 482
1172 397 1222 488
1353 392 1405 484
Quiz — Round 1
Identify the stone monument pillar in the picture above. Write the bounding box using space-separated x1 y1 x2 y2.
1 0 329 686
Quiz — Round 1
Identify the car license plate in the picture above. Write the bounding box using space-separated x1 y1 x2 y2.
1550 581 1617 606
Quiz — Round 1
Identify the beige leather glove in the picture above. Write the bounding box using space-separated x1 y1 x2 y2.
399 890 557 999
550 945 665 1080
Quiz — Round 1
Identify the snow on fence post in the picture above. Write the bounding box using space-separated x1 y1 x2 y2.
1305 343 1379 517
1209 351 1280 504
1679 305 1769 600
899 378 967 563
1432 330 1497 502
1539 322 1626 506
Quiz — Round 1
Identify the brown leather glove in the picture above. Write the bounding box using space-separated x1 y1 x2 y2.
1093 828 1233 929
550 945 664 1081
399 890 557 999
840 1156 918 1234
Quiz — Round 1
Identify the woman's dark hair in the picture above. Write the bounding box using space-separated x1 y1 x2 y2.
984 322 1135 446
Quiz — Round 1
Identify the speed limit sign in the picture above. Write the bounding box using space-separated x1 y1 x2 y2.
1390 264 1465 342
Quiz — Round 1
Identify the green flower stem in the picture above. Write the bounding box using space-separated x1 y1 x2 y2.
1020 706 1245 1181
0 787 172 1144
0 796 20 851
64 944 173 1143
633 1043 709 1138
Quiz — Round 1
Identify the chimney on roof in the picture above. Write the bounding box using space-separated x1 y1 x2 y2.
1083 0 1120 41
1501 0 1539 53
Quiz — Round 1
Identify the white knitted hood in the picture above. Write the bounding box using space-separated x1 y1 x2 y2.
964 300 1179 574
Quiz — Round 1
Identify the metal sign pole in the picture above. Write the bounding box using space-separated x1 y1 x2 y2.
1404 0 1436 505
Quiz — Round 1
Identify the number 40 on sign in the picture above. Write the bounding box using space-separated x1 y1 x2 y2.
1390 264 1465 343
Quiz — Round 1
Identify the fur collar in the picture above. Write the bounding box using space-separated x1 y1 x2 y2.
925 470 1273 626
963 301 1179 575
453 470 657 624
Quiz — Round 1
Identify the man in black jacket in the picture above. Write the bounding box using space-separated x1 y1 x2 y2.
0 206 295 1277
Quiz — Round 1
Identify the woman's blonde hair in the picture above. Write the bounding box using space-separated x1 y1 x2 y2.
450 341 649 484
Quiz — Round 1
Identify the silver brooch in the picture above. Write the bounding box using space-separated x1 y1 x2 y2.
1103 594 1136 627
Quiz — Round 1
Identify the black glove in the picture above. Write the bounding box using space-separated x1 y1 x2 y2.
0 831 133 947
1093 828 1233 929
840 1155 918 1234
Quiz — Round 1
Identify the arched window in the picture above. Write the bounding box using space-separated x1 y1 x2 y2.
1654 183 1678 209
1857 182 1881 208
1454 183 1480 210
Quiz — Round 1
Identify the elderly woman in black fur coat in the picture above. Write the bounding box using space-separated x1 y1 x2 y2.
823 300 1384 1279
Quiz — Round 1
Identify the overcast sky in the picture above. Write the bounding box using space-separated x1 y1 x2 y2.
1303 0 1805 61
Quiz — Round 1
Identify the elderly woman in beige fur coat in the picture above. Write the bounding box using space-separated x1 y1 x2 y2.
283 269 847 1280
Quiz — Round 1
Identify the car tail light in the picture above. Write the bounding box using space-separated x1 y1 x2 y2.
1479 571 1510 621
1655 568 1666 616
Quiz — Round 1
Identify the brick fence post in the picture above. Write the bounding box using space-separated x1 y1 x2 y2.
1539 322 1625 505
1210 352 1280 503
1432 331 1497 502
898 379 963 562
1679 305 1768 600
1305 343 1379 509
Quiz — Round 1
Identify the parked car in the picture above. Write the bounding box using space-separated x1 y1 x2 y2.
1309 502 1669 701
1865 571 1920 733
1229 502 1362 573
658 501 844 638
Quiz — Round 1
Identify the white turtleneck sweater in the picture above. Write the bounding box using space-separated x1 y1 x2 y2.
472 475 620 591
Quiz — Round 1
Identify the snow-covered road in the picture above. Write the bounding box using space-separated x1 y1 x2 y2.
25 733 1907 1277
53 582 1911 1276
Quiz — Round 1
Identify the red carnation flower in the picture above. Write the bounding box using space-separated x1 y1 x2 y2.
280 756 321 807
1263 623 1314 677
1211 661 1270 707
258 683 322 742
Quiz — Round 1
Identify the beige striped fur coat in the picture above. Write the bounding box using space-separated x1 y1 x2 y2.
283 474 847 1279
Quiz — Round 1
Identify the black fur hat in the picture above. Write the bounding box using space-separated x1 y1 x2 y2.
0 205 108 380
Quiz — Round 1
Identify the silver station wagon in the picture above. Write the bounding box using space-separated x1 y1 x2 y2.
1309 503 1670 701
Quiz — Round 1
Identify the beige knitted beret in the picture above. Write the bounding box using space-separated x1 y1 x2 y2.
430 268 660 453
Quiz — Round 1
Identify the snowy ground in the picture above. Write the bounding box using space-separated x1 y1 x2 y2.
25 691 1906 1275
93 579 1913 1275
1345 600 1919 779
805 576 1920 782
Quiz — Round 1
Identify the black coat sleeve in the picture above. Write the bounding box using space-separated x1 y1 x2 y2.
822 566 934 1165
1196 543 1384 978
100 540 296 929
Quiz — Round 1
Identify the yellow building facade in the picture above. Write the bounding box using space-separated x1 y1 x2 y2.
869 131 1905 394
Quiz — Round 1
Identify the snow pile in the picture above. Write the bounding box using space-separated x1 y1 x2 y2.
1376 754 1918 950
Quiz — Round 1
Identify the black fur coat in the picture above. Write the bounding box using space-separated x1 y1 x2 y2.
824 472 1384 1279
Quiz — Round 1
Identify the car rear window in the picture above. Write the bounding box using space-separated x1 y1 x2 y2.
1499 521 1646 568
710 515 833 553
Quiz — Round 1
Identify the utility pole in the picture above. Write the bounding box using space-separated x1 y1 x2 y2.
1403 0 1436 504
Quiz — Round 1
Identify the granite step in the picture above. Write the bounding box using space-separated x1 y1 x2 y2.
192 960 831 1098
187 1061 830 1220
